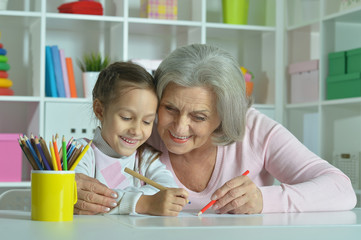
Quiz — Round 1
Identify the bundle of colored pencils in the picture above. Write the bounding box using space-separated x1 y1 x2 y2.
18 134 92 171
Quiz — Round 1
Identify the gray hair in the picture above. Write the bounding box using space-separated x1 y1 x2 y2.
154 44 251 146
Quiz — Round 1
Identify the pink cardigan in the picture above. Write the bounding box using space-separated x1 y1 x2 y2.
148 108 357 213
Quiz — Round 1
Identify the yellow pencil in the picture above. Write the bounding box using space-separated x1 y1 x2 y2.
124 167 190 204
69 140 92 170
124 167 167 191
49 141 58 171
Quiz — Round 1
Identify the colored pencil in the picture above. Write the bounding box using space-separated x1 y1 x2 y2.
66 137 74 150
124 167 168 190
30 134 43 168
67 141 76 158
24 135 43 170
69 140 92 170
62 136 68 171
49 141 58 171
19 136 38 170
35 137 51 170
53 135 62 171
18 139 38 170
39 137 53 169
197 170 250 216
67 144 82 168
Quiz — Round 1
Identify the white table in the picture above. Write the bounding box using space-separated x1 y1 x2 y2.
1 209 361 240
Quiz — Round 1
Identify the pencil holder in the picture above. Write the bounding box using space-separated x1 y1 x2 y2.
31 170 77 221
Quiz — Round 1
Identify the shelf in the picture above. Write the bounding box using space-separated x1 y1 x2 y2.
322 97 361 106
0 182 30 188
286 102 319 109
0 0 279 187
206 23 275 31
323 5 361 22
44 97 91 104
0 96 41 102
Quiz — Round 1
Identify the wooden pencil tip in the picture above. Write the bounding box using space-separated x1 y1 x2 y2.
197 211 202 216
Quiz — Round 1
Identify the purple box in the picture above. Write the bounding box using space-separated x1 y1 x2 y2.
288 60 319 104
0 134 22 182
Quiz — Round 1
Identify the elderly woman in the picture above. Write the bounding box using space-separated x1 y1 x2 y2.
74 44 356 215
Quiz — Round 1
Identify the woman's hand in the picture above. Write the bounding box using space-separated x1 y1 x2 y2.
211 174 263 214
74 173 119 215
136 188 189 216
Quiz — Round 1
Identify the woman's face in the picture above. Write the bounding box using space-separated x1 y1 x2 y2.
157 83 221 155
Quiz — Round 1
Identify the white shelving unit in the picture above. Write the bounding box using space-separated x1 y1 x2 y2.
1 0 360 206
285 0 361 206
1 0 278 190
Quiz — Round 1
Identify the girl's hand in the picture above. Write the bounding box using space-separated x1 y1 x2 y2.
136 188 189 216
211 175 263 214
74 173 118 215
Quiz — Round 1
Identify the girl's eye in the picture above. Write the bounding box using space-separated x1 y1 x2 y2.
121 116 132 121
143 121 151 125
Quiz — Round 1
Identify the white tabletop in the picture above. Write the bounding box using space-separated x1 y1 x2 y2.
1 209 361 240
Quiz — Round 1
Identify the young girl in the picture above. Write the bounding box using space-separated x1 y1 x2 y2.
74 62 188 216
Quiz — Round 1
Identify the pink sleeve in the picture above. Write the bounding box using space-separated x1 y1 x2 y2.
256 117 357 213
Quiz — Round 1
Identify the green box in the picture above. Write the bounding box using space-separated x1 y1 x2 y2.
328 51 346 76
327 72 361 100
346 48 361 73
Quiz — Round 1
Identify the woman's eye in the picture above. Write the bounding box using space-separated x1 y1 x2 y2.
165 106 176 111
194 116 206 121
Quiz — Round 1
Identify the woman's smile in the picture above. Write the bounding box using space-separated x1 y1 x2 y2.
169 130 192 144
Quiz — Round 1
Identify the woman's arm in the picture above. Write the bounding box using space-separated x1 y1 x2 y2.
212 109 356 214
74 173 118 215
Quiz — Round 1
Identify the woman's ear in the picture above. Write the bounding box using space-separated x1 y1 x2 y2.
93 99 104 122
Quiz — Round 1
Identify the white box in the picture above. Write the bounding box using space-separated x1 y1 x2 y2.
289 60 319 104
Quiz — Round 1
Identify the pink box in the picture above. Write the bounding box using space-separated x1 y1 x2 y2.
0 134 22 182
140 0 178 20
288 60 319 104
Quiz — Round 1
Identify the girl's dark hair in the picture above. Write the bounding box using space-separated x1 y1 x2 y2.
93 61 156 109
93 61 160 164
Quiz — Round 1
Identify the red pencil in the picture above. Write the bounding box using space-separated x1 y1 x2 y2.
197 170 250 216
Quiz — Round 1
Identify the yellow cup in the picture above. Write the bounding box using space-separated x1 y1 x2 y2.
31 170 77 221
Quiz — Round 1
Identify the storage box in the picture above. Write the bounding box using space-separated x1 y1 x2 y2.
346 48 361 73
288 60 319 103
140 0 177 20
0 134 22 182
328 51 346 76
326 72 361 100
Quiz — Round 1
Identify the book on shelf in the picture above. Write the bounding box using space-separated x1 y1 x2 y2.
59 49 71 98
45 45 78 98
45 46 58 97
66 57 78 98
51 45 66 98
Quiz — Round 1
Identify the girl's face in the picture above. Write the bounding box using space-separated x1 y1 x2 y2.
95 88 158 157
157 83 221 155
